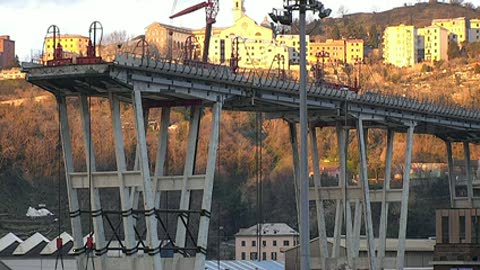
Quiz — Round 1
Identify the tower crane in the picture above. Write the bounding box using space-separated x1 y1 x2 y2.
170 0 219 63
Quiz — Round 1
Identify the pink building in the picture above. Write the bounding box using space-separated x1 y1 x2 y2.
235 223 299 262
0 36 15 69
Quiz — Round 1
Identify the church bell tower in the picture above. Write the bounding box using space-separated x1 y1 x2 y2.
233 0 245 21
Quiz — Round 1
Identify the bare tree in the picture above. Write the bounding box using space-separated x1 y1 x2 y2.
337 5 349 18
103 30 131 46
464 2 475 9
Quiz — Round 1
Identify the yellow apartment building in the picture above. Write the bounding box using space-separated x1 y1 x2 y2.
346 39 364 63
308 39 364 65
417 25 449 62
383 25 417 67
308 39 345 64
469 19 480 43
43 34 89 61
432 17 467 45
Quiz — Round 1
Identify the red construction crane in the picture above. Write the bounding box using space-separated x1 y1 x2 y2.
170 0 219 63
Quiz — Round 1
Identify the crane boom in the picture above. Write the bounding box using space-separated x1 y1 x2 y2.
169 0 218 63
169 1 209 19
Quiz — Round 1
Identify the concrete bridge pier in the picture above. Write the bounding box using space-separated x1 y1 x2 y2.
305 119 416 270
55 88 224 270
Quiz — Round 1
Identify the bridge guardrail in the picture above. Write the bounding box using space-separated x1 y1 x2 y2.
113 53 480 122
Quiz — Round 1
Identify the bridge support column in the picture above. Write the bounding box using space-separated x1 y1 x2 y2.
173 106 201 270
194 102 222 270
79 95 107 270
153 107 170 207
289 122 301 227
464 142 474 207
353 200 362 257
378 129 394 269
132 89 162 270
332 125 349 259
396 123 416 270
341 128 355 263
446 141 455 208
57 95 86 270
309 126 328 264
109 93 136 266
356 119 377 270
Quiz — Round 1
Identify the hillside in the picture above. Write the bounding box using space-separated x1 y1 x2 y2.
305 2 480 46
342 2 480 28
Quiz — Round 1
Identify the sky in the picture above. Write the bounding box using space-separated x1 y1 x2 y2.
0 0 478 60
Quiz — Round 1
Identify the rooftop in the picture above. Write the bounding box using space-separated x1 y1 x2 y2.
236 223 298 237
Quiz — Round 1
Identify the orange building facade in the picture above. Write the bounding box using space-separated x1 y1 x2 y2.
0 36 15 69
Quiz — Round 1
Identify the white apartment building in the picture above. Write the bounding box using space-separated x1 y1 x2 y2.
235 223 298 262
469 19 480 43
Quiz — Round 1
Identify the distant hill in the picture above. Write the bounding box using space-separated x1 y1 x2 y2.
303 2 480 47
341 2 480 28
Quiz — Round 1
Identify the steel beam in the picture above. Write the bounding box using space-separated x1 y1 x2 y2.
132 88 162 270
173 106 201 270
109 92 136 260
194 102 222 270
378 129 394 269
446 141 455 208
356 119 376 269
57 95 86 270
79 95 106 270
396 123 416 270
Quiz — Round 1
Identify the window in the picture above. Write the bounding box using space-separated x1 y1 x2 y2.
283 240 290 246
273 240 277 246
241 252 246 260
241 240 246 247
442 216 449 244
262 240 266 247
271 252 277 260
262 252 267 260
460 215 466 242
250 252 258 260
252 240 256 247
473 216 480 244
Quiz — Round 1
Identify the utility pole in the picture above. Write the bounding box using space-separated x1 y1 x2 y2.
269 1 331 269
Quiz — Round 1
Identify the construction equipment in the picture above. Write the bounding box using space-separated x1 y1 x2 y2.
170 0 219 63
